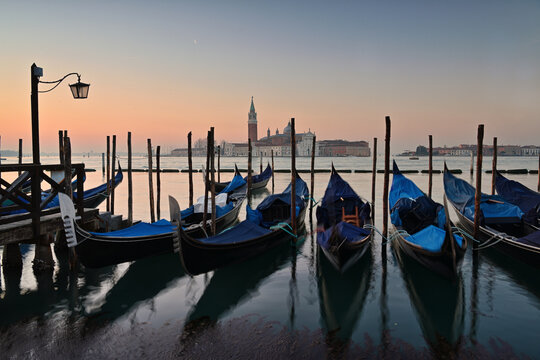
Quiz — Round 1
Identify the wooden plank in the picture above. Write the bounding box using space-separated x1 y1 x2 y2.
0 208 99 245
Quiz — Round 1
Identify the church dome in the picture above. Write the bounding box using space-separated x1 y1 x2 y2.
283 121 291 134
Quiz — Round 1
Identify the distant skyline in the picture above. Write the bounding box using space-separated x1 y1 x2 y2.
1 0 539 154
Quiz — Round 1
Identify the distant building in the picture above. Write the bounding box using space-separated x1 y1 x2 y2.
248 96 258 143
317 140 370 157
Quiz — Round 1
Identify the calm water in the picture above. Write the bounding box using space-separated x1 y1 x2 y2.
1 155 539 358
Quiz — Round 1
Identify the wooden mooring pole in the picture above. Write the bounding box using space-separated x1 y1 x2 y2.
147 139 155 223
309 135 316 217
538 154 540 192
260 151 263 174
210 128 216 235
203 131 211 229
492 137 497 195
106 136 111 211
271 149 275 194
217 145 221 183
127 132 133 225
111 135 117 214
188 132 194 207
247 139 252 204
382 116 391 253
58 130 64 165
291 118 297 238
473 124 484 245
102 153 105 175
63 136 79 268
18 139 23 175
156 145 161 220
371 137 377 225
428 135 433 198
470 150 474 175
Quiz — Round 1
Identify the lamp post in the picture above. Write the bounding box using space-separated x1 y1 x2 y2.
30 63 90 165
29 63 90 271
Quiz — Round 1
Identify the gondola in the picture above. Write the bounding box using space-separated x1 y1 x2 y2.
390 161 467 278
213 164 272 192
172 173 309 276
495 171 540 226
58 172 247 268
315 166 372 272
444 164 540 267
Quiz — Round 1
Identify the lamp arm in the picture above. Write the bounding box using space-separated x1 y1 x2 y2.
38 72 81 93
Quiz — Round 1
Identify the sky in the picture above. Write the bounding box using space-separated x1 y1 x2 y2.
0 0 539 154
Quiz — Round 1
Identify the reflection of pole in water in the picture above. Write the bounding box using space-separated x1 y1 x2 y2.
380 251 389 354
470 253 479 343
289 246 298 331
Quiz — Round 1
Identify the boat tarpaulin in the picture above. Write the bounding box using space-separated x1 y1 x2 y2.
444 169 523 224
90 219 175 237
220 173 246 194
318 221 371 249
199 220 272 244
316 169 369 229
404 225 463 252
495 172 540 224
250 164 272 184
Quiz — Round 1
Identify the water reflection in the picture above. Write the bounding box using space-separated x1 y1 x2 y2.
183 238 295 331
88 253 184 323
481 249 540 306
393 242 465 356
317 247 372 342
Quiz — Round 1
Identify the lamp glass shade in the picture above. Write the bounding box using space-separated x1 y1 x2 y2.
69 81 90 99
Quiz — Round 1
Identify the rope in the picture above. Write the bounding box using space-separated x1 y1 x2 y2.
451 226 508 250
308 196 320 207
270 222 298 239
363 224 393 245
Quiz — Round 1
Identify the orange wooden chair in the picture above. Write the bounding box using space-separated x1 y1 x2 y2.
342 206 360 227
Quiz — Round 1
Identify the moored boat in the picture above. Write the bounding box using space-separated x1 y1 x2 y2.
444 164 540 267
495 171 540 226
316 166 372 272
213 164 272 192
58 172 246 268
390 161 467 278
173 173 309 276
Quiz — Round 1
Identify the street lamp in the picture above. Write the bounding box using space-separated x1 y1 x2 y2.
31 63 90 165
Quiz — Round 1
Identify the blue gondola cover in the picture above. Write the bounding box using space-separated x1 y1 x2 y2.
199 220 272 244
444 170 523 224
250 164 272 184
495 172 540 225
316 169 369 229
318 221 371 249
220 173 247 194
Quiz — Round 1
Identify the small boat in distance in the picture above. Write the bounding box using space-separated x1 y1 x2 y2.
316 165 372 272
409 156 420 160
390 161 466 278
212 164 272 192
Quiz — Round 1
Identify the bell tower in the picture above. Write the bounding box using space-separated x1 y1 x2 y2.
248 96 258 142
